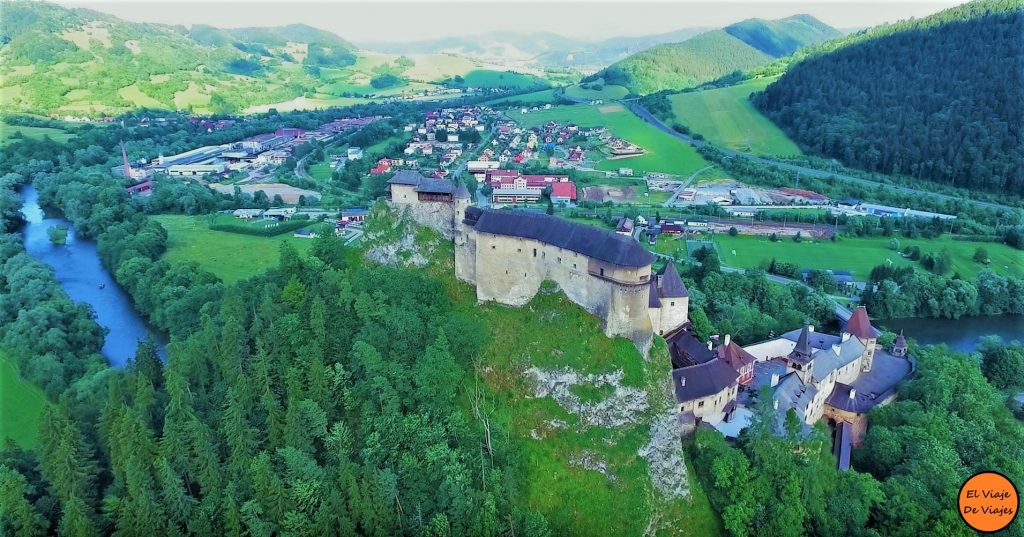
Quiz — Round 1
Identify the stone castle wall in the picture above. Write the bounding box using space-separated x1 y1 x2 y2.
462 230 653 350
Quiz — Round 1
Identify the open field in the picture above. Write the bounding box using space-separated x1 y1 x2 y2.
484 88 559 106
710 233 1024 281
564 82 630 101
668 77 802 156
517 104 709 176
0 351 48 449
152 215 317 283
460 69 544 89
0 121 76 146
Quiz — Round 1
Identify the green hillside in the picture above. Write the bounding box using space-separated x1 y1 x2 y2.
596 30 770 95
724 14 842 57
753 0 1024 194
0 1 535 116
593 15 839 95
667 77 802 155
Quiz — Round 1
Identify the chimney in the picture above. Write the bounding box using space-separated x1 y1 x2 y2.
679 375 686 387
724 334 731 347
773 399 779 410
808 325 815 333
770 373 780 387
849 389 856 400
707 341 713 350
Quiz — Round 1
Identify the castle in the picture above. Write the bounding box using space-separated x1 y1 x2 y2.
387 173 914 455
387 171 689 351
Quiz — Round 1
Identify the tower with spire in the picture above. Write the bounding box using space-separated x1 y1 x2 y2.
788 324 816 384
843 306 880 372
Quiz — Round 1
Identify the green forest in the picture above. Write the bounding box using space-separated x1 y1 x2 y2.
594 15 840 95
753 0 1024 194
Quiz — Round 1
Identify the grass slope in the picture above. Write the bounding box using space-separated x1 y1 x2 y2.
600 30 771 95
484 88 559 106
516 104 709 176
667 77 802 155
563 81 631 101
0 351 48 449
712 233 1024 281
152 215 315 283
0 121 76 146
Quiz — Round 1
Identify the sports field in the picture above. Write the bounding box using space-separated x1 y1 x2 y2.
668 77 802 156
516 104 709 176
152 215 316 283
0 351 48 449
711 233 1023 281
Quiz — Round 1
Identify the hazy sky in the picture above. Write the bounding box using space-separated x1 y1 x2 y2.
58 0 963 43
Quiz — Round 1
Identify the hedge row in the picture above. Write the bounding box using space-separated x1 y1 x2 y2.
210 218 316 237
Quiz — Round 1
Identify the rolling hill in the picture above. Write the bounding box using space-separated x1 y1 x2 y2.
591 15 840 95
753 0 1024 194
0 1 549 116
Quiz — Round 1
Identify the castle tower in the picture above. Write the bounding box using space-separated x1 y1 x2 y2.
453 180 472 222
653 261 689 335
844 306 879 372
891 331 908 358
789 324 815 384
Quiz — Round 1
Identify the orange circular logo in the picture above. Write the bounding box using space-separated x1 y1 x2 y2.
958 471 1019 533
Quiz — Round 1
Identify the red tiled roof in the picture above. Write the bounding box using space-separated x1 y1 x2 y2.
845 306 880 339
716 342 755 372
550 182 577 200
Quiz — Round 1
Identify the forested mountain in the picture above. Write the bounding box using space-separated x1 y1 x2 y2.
592 15 839 94
0 1 360 114
723 15 842 57
753 0 1024 194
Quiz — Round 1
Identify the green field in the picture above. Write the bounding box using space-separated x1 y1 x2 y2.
484 88 559 106
0 351 48 449
152 215 317 283
668 77 802 156
564 81 630 101
460 69 544 89
516 104 709 176
711 233 1024 281
0 121 76 146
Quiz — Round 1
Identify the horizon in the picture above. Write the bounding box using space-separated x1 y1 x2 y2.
56 0 963 44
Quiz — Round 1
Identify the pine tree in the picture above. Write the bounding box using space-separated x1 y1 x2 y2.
0 465 48 536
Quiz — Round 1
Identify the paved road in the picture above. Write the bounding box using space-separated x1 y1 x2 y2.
295 153 313 181
663 165 714 207
623 100 1017 213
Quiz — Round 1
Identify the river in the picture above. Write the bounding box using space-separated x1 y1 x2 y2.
19 186 165 367
880 315 1023 353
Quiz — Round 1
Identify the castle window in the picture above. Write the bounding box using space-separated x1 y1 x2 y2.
573 263 577 269
670 301 675 307
698 401 704 408
557 257 561 264
491 245 496 250
517 248 522 253
533 248 537 257
600 268 605 276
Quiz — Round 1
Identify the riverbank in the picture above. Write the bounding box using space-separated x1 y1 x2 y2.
881 315 1023 353
19 186 165 366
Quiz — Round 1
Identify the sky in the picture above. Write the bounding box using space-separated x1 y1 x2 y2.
57 0 964 44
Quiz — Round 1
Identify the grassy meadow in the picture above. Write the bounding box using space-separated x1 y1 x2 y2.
0 121 76 147
152 215 316 283
564 81 630 101
0 351 48 449
667 77 802 156
485 88 559 106
516 104 709 176
710 233 1023 280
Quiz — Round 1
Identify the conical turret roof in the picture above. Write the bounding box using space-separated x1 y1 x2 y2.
659 261 689 298
454 180 471 200
789 324 814 364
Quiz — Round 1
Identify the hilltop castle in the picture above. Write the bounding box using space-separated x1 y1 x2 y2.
387 172 689 350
